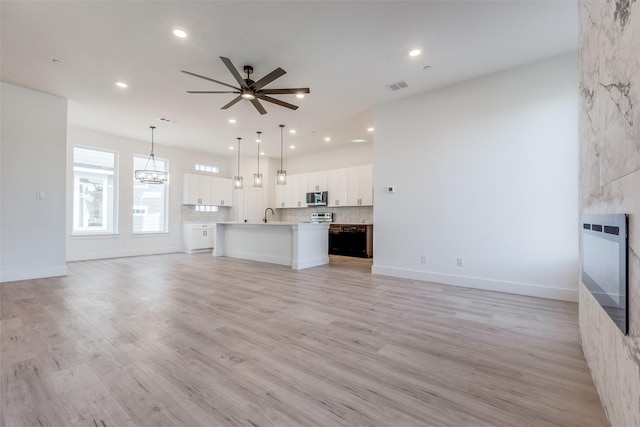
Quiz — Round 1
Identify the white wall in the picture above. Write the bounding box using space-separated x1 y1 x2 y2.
66 127 233 261
373 54 579 301
284 144 373 175
1 82 68 282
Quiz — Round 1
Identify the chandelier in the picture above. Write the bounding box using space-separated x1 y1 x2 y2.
135 126 167 184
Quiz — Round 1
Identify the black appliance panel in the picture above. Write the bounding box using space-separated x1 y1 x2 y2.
329 225 370 258
581 213 628 334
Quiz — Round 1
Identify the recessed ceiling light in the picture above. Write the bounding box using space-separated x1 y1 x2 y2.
173 28 188 38
159 117 175 123
228 146 235 150
260 152 265 156
352 139 366 143
115 81 128 88
296 94 305 99
228 119 236 124
289 145 296 149
289 129 296 134
52 59 63 66
367 127 374 132
324 137 331 142
409 48 422 57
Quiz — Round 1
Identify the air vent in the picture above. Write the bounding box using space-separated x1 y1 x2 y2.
386 80 409 92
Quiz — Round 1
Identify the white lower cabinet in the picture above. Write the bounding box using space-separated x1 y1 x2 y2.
182 223 215 253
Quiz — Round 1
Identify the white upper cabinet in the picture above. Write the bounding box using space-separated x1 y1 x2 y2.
273 165 372 209
306 171 328 192
347 165 373 206
183 173 212 205
327 168 348 207
183 174 232 206
211 177 233 206
275 179 292 208
290 174 308 208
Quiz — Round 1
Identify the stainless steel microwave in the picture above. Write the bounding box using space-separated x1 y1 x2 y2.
306 191 327 206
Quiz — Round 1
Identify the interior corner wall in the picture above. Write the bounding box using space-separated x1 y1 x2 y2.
66 127 233 261
1 82 68 282
372 53 579 302
578 2 640 426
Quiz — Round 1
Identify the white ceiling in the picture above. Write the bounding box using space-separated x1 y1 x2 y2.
0 1 578 159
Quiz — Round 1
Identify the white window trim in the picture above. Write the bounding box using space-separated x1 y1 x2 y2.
72 146 119 236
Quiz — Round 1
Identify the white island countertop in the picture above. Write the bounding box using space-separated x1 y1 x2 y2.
213 222 329 269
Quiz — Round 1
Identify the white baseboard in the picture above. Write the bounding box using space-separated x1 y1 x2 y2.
371 265 578 302
1 265 68 283
293 256 329 270
224 250 292 266
66 247 179 262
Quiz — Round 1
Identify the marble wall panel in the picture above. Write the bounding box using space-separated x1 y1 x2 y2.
579 1 640 426
580 0 640 194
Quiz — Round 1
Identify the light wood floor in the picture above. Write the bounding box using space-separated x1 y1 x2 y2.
1 253 608 427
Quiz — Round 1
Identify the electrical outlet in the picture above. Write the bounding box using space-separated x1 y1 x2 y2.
456 257 464 267
420 254 428 263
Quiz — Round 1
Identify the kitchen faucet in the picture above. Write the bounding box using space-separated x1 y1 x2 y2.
263 207 275 223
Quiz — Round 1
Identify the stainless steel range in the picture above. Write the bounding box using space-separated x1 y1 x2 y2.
311 212 333 223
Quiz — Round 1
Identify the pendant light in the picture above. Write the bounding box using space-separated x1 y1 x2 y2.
234 137 243 189
277 124 286 185
253 131 263 187
135 126 167 184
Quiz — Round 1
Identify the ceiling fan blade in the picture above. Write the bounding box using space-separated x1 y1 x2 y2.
220 56 249 89
255 94 299 110
221 95 243 110
181 70 240 91
251 67 286 91
187 91 240 94
260 88 310 95
250 98 268 115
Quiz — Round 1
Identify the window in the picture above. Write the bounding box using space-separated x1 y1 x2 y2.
133 155 168 233
195 164 219 173
73 147 117 234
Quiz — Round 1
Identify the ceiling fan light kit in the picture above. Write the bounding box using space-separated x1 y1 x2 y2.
183 56 310 115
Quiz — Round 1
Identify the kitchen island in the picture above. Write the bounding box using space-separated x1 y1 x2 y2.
213 222 329 270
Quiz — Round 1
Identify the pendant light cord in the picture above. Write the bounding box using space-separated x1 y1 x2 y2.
256 131 261 174
143 125 157 171
237 137 241 175
280 124 284 170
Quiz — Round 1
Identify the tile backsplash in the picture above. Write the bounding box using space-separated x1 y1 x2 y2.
181 205 231 223
181 205 373 224
279 206 373 223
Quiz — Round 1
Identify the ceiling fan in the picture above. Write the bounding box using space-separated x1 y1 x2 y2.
182 56 310 115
